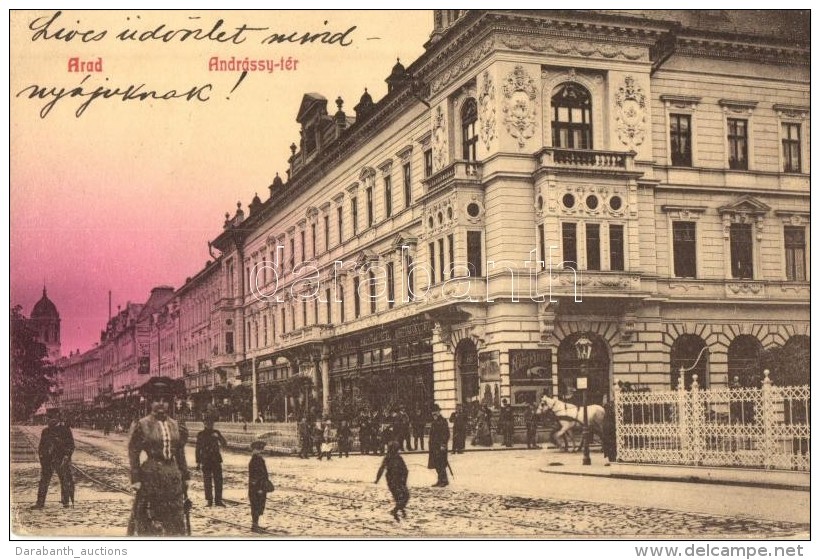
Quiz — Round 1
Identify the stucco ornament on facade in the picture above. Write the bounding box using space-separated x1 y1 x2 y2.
501 65 538 149
478 71 496 151
432 105 448 171
615 76 647 149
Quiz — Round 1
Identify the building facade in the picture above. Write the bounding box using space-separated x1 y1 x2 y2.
52 10 810 422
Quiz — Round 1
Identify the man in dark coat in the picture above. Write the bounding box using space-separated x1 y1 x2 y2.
499 399 515 447
449 404 467 453
427 404 450 487
248 440 270 533
297 417 312 459
411 407 426 451
524 402 541 449
32 409 75 509
195 413 228 506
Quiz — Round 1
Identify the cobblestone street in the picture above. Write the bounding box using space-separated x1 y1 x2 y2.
10 427 810 539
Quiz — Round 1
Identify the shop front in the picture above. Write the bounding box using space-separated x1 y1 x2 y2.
329 317 434 418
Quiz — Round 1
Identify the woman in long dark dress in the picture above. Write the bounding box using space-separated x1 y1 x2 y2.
126 379 189 536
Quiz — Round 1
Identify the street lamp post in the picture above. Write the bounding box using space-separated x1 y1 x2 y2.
575 335 593 466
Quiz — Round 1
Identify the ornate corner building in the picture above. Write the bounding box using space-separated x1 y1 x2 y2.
54 10 810 422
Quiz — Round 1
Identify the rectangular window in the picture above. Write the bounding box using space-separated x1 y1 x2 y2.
727 118 748 170
351 197 358 235
353 277 361 318
609 224 624 271
538 224 546 270
467 231 483 277
562 222 577 268
586 223 601 271
403 162 412 208
323 215 329 252
784 226 806 281
246 266 251 292
289 238 295 271
429 242 436 284
438 238 445 282
311 223 316 257
782 123 801 173
339 285 346 323
366 187 374 227
673 222 696 278
302 300 308 327
281 308 286 335
448 234 455 279
300 230 306 262
424 148 433 177
369 271 376 314
314 298 319 325
406 254 415 301
730 223 754 279
325 288 332 323
386 262 395 308
384 176 392 218
291 303 295 331
225 332 234 355
263 316 268 346
670 114 692 167
337 206 343 245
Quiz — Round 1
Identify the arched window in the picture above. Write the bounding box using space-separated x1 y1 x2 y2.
670 334 709 389
763 335 810 386
551 82 592 149
461 98 478 161
727 335 763 388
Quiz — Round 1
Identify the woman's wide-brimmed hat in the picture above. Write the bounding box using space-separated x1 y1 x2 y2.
250 440 267 451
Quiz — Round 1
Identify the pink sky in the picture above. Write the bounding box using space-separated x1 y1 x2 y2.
10 10 431 354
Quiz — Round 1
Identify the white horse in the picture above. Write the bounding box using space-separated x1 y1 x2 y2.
540 407 584 452
538 395 606 450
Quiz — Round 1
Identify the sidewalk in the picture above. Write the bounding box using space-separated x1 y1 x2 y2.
389 441 811 492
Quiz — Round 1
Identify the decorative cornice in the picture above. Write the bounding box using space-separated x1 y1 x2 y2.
718 99 758 113
396 145 414 161
377 158 393 174
345 182 359 195
660 94 701 109
773 104 809 120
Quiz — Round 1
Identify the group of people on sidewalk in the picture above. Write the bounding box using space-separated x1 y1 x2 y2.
30 382 618 534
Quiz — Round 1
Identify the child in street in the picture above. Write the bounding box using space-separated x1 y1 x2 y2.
374 441 409 521
248 440 270 533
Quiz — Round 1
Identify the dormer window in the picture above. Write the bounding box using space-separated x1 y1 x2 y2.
552 83 592 149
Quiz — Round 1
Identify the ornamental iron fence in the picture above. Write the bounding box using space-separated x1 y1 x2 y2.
614 370 809 471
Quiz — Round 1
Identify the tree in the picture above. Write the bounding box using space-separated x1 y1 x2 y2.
10 306 58 421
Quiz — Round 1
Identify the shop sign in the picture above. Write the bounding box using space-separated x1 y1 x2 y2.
509 349 552 384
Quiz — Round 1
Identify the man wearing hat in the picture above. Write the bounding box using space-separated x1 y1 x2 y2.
31 409 75 509
195 406 228 507
499 398 515 447
127 378 189 535
427 404 450 487
248 439 270 533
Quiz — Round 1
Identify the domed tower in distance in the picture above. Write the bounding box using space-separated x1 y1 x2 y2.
30 286 61 362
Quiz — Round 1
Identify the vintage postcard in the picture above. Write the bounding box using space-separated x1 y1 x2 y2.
8 8 811 551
